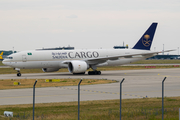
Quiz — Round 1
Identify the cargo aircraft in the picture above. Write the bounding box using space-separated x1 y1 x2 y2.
2 23 171 76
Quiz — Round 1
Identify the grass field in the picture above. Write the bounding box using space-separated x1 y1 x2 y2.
0 97 179 120
132 59 180 64
0 61 4 66
0 79 116 90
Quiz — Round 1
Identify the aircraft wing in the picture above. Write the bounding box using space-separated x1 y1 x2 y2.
62 50 175 65
85 51 158 65
160 49 176 53
90 49 175 59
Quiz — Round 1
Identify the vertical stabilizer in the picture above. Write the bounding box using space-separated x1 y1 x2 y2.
132 23 158 50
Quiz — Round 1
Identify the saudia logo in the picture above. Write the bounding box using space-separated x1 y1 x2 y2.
142 34 151 47
52 52 68 59
68 51 99 58
52 51 99 59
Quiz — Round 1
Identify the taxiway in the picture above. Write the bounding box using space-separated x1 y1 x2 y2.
0 68 180 105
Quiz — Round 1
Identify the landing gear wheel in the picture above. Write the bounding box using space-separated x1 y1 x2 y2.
17 73 21 77
88 71 101 75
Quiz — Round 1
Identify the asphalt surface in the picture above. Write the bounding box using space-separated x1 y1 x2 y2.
0 68 180 105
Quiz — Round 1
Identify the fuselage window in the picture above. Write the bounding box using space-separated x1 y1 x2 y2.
5 57 13 59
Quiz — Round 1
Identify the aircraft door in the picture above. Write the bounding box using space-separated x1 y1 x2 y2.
22 55 27 62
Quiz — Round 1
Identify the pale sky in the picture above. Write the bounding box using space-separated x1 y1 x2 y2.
0 0 180 54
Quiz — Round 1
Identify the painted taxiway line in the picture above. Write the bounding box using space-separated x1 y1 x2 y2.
59 87 146 98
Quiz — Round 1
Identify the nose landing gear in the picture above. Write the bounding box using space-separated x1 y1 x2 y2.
14 68 21 77
17 71 21 77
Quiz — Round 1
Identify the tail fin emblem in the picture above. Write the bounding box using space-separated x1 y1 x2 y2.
142 34 151 47
0 52 3 59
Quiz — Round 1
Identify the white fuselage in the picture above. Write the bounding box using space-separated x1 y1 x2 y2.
2 49 153 69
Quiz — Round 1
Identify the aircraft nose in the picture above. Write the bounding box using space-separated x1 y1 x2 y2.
2 60 5 65
2 59 8 65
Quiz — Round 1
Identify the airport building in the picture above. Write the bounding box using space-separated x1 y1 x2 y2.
0 50 17 61
36 46 74 50
147 55 180 60
113 42 129 49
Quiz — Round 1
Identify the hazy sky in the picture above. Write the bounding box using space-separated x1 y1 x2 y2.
0 0 180 54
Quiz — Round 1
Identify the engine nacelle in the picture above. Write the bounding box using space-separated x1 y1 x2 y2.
42 68 59 72
68 60 88 73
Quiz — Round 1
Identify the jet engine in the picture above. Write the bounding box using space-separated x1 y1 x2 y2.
42 68 59 72
68 60 88 74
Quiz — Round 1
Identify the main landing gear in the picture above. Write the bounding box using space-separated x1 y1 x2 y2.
88 65 101 75
88 71 101 75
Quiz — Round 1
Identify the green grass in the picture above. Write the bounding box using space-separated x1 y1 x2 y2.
0 79 117 90
0 97 180 120
0 61 4 66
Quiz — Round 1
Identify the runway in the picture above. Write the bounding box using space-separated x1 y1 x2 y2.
0 68 180 105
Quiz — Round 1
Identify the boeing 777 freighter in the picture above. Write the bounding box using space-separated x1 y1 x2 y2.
2 23 170 76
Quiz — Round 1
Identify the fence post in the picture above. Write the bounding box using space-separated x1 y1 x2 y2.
162 77 166 120
33 80 37 120
120 78 125 120
78 79 82 120
179 108 180 120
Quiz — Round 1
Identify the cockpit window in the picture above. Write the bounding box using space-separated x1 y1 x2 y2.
5 57 13 59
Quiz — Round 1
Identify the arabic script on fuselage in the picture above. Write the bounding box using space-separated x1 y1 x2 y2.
52 51 99 59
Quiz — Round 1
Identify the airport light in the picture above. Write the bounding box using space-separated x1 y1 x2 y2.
120 78 125 120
